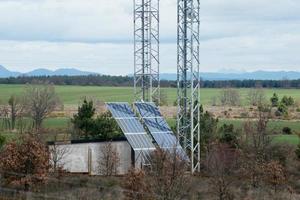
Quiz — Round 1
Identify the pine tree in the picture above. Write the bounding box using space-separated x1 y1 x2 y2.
72 99 96 138
270 93 279 107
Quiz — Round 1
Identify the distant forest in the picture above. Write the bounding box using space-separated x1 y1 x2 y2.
0 75 300 88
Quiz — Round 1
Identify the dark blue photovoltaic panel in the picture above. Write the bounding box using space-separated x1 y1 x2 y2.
143 118 172 133
134 102 188 160
115 118 145 133
135 102 162 118
151 132 178 148
126 134 155 150
107 103 136 118
106 103 155 151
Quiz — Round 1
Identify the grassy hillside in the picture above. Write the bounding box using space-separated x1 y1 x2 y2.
1 84 300 106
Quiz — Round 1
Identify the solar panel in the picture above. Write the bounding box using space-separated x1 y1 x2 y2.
134 102 187 159
133 102 162 117
143 118 172 133
106 103 155 151
115 118 145 133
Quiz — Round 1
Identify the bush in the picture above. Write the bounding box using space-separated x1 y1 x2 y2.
276 103 288 116
199 106 219 150
270 93 279 107
0 135 50 189
240 112 248 118
295 144 300 159
0 134 5 148
275 110 282 117
267 144 293 166
288 96 295 106
218 124 239 148
281 96 294 107
262 161 286 192
92 112 122 139
282 127 292 135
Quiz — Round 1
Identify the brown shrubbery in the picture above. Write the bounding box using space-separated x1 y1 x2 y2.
123 168 150 200
0 134 50 190
98 141 120 176
123 148 190 200
206 143 239 200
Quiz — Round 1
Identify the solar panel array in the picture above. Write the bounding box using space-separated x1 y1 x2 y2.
106 103 155 151
134 102 187 158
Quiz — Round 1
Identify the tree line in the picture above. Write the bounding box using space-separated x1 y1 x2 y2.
2 75 300 88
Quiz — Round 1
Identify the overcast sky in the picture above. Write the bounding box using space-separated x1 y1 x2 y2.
0 0 299 75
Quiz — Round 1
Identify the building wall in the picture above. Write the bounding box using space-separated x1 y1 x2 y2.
49 141 132 175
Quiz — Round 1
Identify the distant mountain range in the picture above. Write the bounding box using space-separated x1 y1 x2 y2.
0 65 98 78
1 65 300 80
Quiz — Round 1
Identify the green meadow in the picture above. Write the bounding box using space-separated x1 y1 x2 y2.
1 84 300 106
0 84 300 145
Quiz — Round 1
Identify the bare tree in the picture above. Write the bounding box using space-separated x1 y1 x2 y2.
123 148 190 200
23 83 60 131
219 88 241 106
49 135 70 174
147 148 190 200
249 105 271 155
98 142 120 176
211 96 218 106
240 106 273 188
8 94 24 130
206 143 238 200
159 90 168 106
0 106 10 130
247 88 266 106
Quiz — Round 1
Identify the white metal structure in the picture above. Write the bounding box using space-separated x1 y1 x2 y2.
177 0 201 173
134 0 160 104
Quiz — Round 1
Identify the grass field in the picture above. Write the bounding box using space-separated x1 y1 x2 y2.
1 117 299 145
272 135 300 145
1 84 300 145
167 118 300 145
219 119 300 133
219 119 300 145
168 117 300 133
12 117 300 135
1 84 300 106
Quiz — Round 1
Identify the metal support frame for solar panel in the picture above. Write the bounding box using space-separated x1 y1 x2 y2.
177 0 201 173
134 102 187 160
134 0 160 104
106 103 156 167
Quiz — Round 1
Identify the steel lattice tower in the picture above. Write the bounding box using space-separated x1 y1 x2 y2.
177 0 200 173
134 0 160 103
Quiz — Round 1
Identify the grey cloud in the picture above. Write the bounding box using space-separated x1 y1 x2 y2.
0 0 300 74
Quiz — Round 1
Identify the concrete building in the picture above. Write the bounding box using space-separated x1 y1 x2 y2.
48 139 132 175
